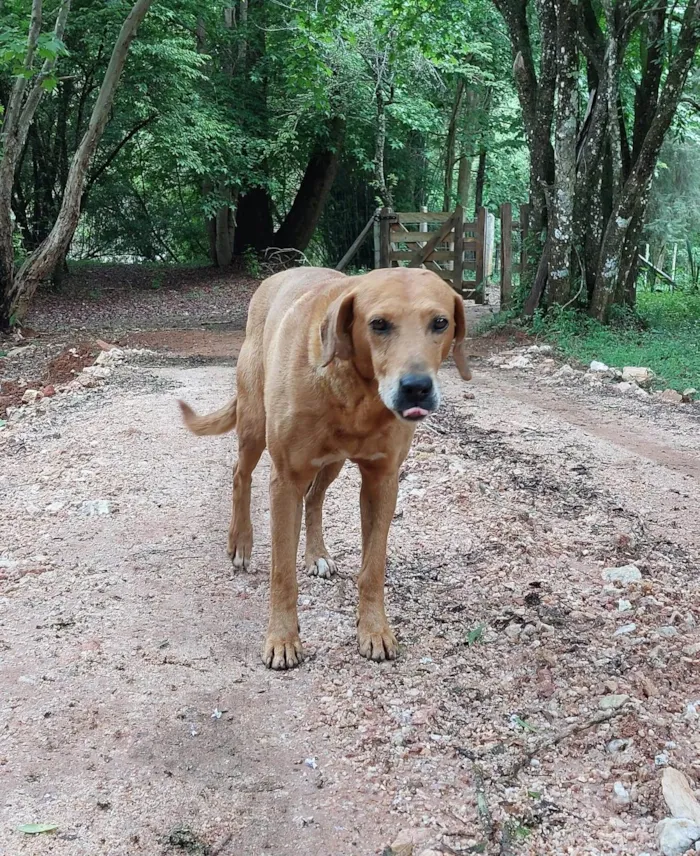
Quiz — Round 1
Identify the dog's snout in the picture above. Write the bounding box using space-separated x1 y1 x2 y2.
399 373 433 400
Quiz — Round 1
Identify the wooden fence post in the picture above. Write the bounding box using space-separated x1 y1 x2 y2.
379 207 393 268
475 206 486 304
500 203 513 310
453 205 464 293
373 207 381 269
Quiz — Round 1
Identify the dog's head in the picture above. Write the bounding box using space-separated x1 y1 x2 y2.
320 268 471 422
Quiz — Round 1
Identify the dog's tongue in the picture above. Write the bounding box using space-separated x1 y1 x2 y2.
402 407 429 419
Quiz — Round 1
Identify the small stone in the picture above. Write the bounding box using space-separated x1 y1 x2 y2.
682 643 700 657
555 364 575 378
505 623 521 642
607 738 633 754
590 360 610 372
659 388 683 405
82 365 111 380
504 355 531 370
602 564 642 585
613 781 631 806
614 623 636 636
45 501 64 514
81 499 112 516
41 384 56 397
655 752 670 767
682 388 697 403
667 768 700 822
618 599 632 612
599 694 630 711
622 366 654 386
390 828 432 856
21 388 41 403
657 818 700 856
658 625 678 638
616 382 635 393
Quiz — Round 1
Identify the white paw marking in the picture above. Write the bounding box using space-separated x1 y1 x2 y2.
307 557 337 579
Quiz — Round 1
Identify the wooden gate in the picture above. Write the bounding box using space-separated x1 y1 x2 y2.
335 202 529 311
376 206 487 303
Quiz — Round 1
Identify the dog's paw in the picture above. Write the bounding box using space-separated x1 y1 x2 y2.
227 529 252 570
262 632 304 670
357 622 399 662
306 556 337 580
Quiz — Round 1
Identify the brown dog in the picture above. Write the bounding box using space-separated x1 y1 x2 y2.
179 266 471 669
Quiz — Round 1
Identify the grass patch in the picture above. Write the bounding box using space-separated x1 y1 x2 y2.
482 292 700 392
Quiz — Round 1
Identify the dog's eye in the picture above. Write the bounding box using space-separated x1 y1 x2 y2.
432 316 449 333
370 318 392 334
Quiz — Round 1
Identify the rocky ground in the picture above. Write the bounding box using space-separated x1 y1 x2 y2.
1 274 699 856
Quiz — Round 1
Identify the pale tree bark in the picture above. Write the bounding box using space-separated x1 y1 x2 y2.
443 79 464 211
0 0 70 319
457 151 472 212
590 0 700 321
546 0 578 305
0 0 154 325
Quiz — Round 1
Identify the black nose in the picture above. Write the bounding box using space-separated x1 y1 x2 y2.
399 373 433 400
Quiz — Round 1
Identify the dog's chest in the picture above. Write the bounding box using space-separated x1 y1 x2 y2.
310 448 387 468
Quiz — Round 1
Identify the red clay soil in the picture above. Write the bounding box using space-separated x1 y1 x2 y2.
0 344 96 418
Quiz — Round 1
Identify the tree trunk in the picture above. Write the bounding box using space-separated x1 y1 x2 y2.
233 187 274 253
374 87 393 209
1 0 154 326
457 151 472 212
590 0 700 322
443 79 464 212
274 116 345 251
546 0 578 305
474 146 486 217
0 0 70 326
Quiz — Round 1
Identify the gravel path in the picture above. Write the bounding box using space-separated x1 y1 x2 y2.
1 338 699 856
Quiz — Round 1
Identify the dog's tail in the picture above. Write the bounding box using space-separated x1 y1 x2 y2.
178 397 238 436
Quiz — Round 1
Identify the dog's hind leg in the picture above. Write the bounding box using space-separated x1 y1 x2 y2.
304 460 344 579
228 353 265 569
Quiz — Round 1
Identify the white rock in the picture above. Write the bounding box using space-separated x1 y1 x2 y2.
662 768 700 824
618 599 632 612
658 626 678 638
505 623 521 642
635 386 650 398
599 694 630 711
622 366 654 386
504 355 531 369
607 738 633 754
602 564 642 585
656 753 670 767
95 348 125 366
657 818 700 856
613 781 631 806
614 623 636 636
555 364 575 378
82 365 111 379
590 360 610 372
21 388 41 403
81 499 112 516
45 501 65 514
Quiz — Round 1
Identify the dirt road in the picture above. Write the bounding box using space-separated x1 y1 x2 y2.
1 334 699 856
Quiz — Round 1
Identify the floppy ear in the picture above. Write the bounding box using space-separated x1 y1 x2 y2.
452 293 472 381
320 291 355 366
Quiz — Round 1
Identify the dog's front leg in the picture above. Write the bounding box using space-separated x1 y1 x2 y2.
357 464 400 662
263 465 305 670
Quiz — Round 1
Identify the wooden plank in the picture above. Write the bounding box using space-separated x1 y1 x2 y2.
408 212 457 268
336 214 376 271
397 211 453 223
391 229 456 243
379 207 394 268
391 250 456 262
500 202 513 309
452 205 465 289
474 206 486 304
425 267 455 282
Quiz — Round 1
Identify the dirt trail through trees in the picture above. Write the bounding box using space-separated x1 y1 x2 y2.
1 337 698 856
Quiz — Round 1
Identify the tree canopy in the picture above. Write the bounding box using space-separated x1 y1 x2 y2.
1 0 699 327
